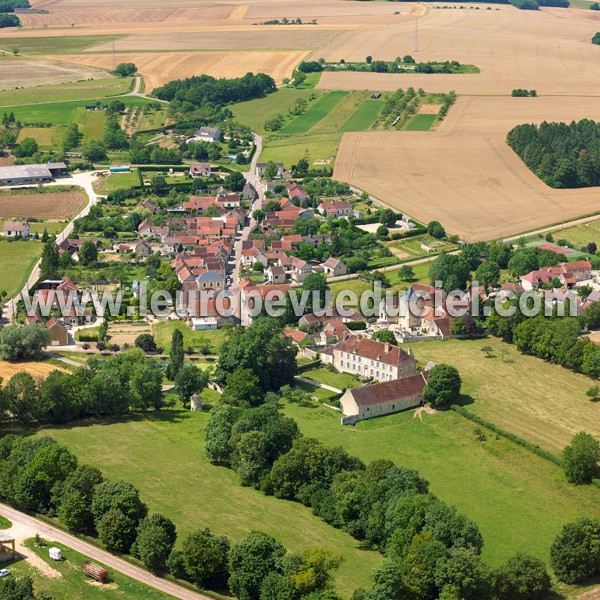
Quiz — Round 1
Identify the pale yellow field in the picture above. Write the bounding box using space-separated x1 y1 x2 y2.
17 126 57 146
334 95 600 241
86 29 339 52
0 59 111 92
0 361 66 381
316 7 600 96
48 50 308 90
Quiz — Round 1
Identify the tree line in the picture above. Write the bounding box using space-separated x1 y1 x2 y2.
0 434 345 599
203 385 598 598
507 119 600 188
153 73 277 107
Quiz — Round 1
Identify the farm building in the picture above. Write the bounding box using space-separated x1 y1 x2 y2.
0 162 66 186
340 370 429 425
2 220 30 237
46 318 69 346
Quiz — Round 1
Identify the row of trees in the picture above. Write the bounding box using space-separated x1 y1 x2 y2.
204 397 575 599
0 348 167 423
507 119 600 188
0 434 345 599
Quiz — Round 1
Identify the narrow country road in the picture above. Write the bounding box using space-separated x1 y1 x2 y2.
0 502 211 600
1 172 101 325
231 133 265 283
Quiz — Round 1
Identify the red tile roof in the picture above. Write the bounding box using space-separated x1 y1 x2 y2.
332 336 415 367
347 371 428 408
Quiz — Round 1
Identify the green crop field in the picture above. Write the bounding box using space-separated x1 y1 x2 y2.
152 320 229 355
0 78 132 109
340 98 383 132
37 412 381 597
5 539 171 599
0 239 41 299
73 107 107 143
293 71 322 89
0 35 128 56
260 132 339 166
231 88 315 136
306 91 371 135
404 337 600 453
280 91 348 135
281 400 600 570
405 113 437 131
541 220 600 249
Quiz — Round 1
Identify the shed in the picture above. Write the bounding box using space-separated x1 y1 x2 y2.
0 534 16 563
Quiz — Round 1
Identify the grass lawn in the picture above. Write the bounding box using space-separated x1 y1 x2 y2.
138 107 168 132
94 170 140 195
292 71 322 89
405 337 600 453
405 113 437 131
0 78 132 109
387 233 458 261
3 538 171 599
231 88 315 137
386 261 430 291
340 98 383 132
152 320 229 354
302 368 362 390
296 380 339 401
0 220 66 236
0 238 41 298
37 412 381 597
280 91 348 135
261 132 340 166
281 401 600 570
73 107 107 143
0 516 11 529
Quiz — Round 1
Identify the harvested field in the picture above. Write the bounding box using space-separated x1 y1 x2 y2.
0 191 85 220
86 29 339 52
0 361 66 380
419 104 442 115
48 51 308 90
334 95 600 241
19 5 234 28
316 8 600 96
0 59 112 92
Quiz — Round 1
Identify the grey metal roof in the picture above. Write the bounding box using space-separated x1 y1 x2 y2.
0 164 52 179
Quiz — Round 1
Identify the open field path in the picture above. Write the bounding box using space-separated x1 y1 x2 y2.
0 502 211 600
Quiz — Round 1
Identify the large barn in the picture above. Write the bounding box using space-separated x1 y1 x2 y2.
0 162 66 186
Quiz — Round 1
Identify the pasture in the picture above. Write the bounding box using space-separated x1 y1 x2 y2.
152 320 229 354
73 107 107 143
260 132 340 166
0 240 42 299
0 191 86 220
405 113 437 131
37 412 381 597
17 127 58 148
231 88 314 136
404 337 600 453
282 400 600 570
334 95 600 241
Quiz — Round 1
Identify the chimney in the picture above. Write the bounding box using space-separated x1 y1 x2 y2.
385 342 391 353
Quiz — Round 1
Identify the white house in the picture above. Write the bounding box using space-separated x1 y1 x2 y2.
2 220 30 237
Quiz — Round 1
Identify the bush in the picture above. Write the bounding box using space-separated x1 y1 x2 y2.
550 518 600 583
